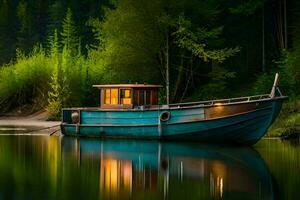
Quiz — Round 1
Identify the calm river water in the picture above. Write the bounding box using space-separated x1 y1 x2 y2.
0 135 299 200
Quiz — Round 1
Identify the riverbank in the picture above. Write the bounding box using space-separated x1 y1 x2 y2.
0 110 60 135
267 99 300 138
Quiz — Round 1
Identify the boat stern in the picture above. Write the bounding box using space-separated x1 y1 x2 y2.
61 109 81 136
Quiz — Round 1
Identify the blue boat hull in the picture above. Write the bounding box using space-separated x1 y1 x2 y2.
61 97 286 145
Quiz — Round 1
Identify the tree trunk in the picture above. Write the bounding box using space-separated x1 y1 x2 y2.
262 4 266 72
276 0 285 49
180 56 193 102
284 0 287 48
165 32 170 104
172 52 184 102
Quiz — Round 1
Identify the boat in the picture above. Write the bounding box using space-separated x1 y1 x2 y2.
61 73 288 145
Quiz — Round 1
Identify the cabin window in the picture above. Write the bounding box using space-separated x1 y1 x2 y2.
104 89 119 104
139 91 144 106
137 90 151 105
111 89 119 104
105 89 111 104
120 89 132 104
146 90 151 105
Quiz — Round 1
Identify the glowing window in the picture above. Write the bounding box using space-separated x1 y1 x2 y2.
110 89 119 104
104 89 119 105
105 89 111 104
120 89 132 104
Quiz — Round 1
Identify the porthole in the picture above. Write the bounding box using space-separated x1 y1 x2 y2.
160 111 170 122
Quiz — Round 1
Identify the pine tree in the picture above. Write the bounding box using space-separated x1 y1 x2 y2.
16 1 35 53
48 29 60 57
0 0 16 64
61 8 79 55
47 0 65 36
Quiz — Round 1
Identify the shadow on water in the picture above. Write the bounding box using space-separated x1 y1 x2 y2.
0 135 278 200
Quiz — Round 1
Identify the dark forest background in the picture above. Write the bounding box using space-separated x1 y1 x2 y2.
0 0 299 119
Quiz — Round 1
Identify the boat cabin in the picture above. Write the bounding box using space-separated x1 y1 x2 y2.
93 84 162 109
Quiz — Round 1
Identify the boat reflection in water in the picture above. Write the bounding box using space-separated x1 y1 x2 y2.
62 137 275 200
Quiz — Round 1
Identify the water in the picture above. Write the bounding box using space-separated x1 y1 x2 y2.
0 136 299 200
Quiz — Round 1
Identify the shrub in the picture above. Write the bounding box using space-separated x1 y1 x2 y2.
0 47 53 112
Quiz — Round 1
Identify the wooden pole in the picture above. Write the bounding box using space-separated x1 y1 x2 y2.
270 73 279 97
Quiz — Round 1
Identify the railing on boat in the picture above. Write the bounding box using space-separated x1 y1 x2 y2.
167 94 271 108
62 73 284 112
62 93 272 112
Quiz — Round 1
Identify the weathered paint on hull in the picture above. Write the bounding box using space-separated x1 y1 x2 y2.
61 97 286 145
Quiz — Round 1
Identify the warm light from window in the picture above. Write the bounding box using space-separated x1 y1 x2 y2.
121 89 132 104
214 103 223 106
105 89 111 104
111 89 119 104
100 159 133 197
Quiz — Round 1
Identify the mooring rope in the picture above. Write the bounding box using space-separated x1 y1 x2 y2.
49 128 61 136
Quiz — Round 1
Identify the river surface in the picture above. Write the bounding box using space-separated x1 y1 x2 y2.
0 135 299 200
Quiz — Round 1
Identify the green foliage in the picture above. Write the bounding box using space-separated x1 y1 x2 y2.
173 16 240 63
92 0 239 102
0 23 93 118
267 100 300 137
194 66 236 100
48 61 63 119
229 0 264 16
47 30 69 118
61 8 79 55
86 18 105 49
48 29 60 56
0 0 16 64
288 2 300 95
0 46 53 112
95 0 163 83
47 1 65 35
16 1 35 53
253 50 298 96
281 113 300 137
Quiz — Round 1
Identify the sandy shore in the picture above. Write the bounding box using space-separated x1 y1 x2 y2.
0 110 61 135
0 119 60 127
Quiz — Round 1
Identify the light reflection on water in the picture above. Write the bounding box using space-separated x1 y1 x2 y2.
0 136 299 199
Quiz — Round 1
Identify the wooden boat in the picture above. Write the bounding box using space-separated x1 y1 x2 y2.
61 73 287 145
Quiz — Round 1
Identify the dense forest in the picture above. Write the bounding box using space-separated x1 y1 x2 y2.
0 0 299 121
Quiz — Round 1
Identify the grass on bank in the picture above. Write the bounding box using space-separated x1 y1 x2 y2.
267 99 300 138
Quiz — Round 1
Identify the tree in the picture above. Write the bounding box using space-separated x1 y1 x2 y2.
0 0 16 64
16 1 35 53
47 30 69 118
170 15 239 101
61 8 79 55
96 0 239 102
48 29 60 56
47 0 65 37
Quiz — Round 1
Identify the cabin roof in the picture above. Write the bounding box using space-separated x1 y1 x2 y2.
93 83 163 88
